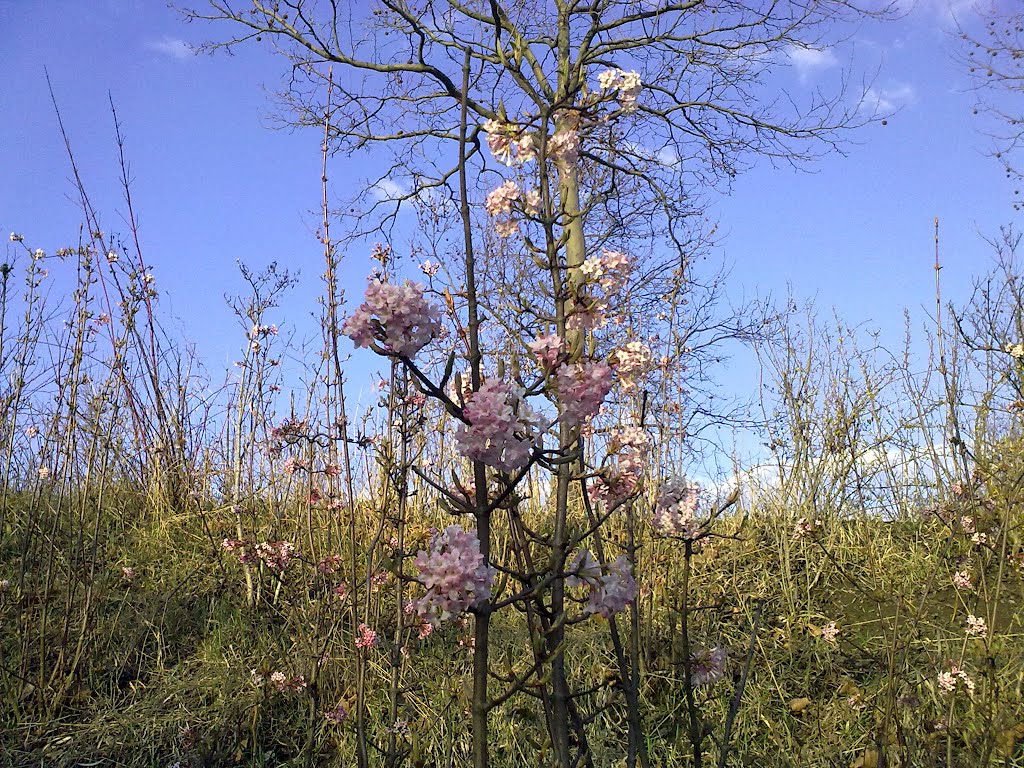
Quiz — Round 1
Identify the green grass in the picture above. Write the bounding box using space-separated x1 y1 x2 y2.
3 490 1023 767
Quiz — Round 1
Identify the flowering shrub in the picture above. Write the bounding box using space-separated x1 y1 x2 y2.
343 279 441 357
413 525 496 626
324 703 349 724
567 249 634 330
792 517 820 540
589 427 650 507
282 456 308 475
566 549 602 589
269 417 307 444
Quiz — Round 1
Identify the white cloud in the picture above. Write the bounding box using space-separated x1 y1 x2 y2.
369 177 410 201
892 0 979 26
656 145 681 169
146 37 193 60
787 45 839 81
862 82 916 114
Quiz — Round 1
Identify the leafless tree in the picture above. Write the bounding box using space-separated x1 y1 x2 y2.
959 3 1024 208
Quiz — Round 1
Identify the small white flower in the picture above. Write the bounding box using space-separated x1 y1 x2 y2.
820 621 839 643
952 570 972 590
966 614 988 637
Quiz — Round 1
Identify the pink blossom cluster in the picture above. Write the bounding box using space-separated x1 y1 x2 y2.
269 671 307 693
485 181 541 238
792 517 822 541
937 664 975 695
255 540 297 570
566 549 602 589
355 623 379 649
653 478 701 538
581 248 632 293
485 181 524 238
610 426 650 456
324 703 349 724
317 554 344 574
566 296 606 331
494 217 519 238
270 418 307 443
596 68 643 111
343 279 441 358
249 323 279 339
413 525 495 626
547 129 579 164
522 189 542 215
611 341 654 389
455 379 545 471
820 621 839 643
222 538 256 565
485 180 521 217
417 621 434 640
952 569 973 590
528 333 565 370
483 119 536 166
589 427 650 507
567 550 638 618
589 469 641 508
283 456 309 475
965 614 988 637
554 361 614 429
586 556 637 618
689 645 727 687
568 249 633 330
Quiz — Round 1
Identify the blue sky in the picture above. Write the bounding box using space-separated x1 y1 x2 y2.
1 0 1019 431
